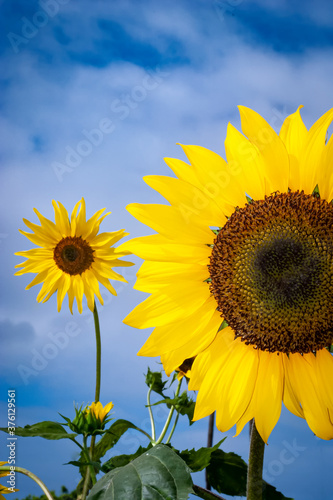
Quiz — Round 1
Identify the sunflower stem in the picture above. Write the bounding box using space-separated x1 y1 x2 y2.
0 466 54 500
147 385 156 442
165 410 179 444
155 378 182 445
192 484 227 499
81 303 102 499
247 420 265 500
205 412 215 490
93 302 102 403
81 435 97 500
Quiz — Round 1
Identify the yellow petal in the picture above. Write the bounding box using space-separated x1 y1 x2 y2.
215 341 259 433
57 274 71 312
82 209 109 240
192 328 238 419
180 144 247 210
253 351 284 444
18 228 55 248
117 234 211 264
317 132 333 202
315 348 333 408
144 175 226 228
225 123 266 200
33 208 62 240
298 108 333 194
134 260 208 293
282 354 304 419
164 156 203 189
73 275 84 314
160 310 220 376
287 352 333 440
139 296 218 356
52 200 70 236
238 106 289 194
124 280 211 329
279 106 307 191
127 203 215 245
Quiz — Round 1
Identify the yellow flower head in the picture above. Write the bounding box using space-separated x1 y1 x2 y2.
87 401 114 423
68 401 114 435
123 106 333 443
15 198 134 313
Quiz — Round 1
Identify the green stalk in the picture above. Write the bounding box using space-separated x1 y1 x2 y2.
205 412 215 490
147 385 156 442
0 466 54 500
81 302 102 500
192 484 227 500
247 420 266 500
93 302 102 403
165 410 179 444
155 378 182 445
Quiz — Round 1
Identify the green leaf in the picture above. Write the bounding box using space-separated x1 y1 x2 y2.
145 367 167 397
207 449 293 499
93 419 148 462
206 449 247 496
67 460 101 469
263 481 294 500
151 391 196 425
178 439 226 472
102 444 152 473
88 444 193 500
0 421 77 440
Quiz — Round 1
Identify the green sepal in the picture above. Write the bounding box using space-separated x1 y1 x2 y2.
145 367 167 397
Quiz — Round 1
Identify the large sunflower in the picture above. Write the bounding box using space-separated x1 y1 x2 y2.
16 198 133 313
122 106 333 443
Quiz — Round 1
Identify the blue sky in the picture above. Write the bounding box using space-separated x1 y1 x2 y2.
1 0 333 498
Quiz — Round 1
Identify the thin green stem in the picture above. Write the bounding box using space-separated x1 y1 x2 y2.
81 303 102 500
147 385 156 442
155 378 182 445
93 302 102 403
205 412 215 490
165 411 179 444
247 420 266 500
0 466 54 500
81 435 97 500
192 484 227 500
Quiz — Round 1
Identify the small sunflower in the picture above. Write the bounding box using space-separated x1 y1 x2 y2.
122 106 333 443
16 198 133 313
88 400 113 420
